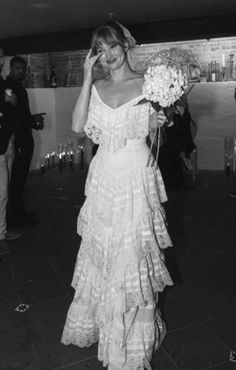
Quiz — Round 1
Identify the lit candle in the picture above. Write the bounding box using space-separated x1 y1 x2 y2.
41 164 45 174
222 53 225 68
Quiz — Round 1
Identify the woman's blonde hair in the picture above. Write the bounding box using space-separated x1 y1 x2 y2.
91 21 130 55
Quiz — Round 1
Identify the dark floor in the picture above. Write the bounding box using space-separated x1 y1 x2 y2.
1 166 236 370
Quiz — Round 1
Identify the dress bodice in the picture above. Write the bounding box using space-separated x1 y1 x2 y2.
84 85 154 152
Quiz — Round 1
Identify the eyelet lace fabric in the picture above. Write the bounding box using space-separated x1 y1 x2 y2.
61 86 173 369
84 85 150 153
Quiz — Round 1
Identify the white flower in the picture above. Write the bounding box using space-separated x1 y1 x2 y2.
143 65 188 108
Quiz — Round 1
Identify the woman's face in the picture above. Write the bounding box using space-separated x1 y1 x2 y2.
96 41 127 71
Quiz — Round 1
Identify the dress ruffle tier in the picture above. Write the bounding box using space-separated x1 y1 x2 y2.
61 155 173 369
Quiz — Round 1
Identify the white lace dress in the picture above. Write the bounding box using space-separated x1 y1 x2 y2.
61 85 173 370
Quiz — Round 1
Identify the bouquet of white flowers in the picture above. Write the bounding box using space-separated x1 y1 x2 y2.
143 64 188 108
140 64 188 167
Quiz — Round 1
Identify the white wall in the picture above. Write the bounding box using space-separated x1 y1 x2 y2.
28 87 93 170
54 87 79 144
28 88 57 169
188 81 236 170
27 83 236 171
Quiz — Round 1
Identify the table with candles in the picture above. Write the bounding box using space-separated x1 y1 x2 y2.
40 140 85 174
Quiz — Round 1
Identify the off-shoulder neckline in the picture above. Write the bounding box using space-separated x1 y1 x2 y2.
92 84 144 111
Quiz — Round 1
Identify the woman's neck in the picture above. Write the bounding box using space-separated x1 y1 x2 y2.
109 63 134 84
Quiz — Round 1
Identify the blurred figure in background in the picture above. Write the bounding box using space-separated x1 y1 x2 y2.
0 50 21 256
158 95 196 187
230 88 236 198
6 56 45 227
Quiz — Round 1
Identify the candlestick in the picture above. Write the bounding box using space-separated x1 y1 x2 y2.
80 147 84 169
63 152 67 167
70 153 74 168
59 154 63 172
51 152 55 168
45 154 50 170
75 147 80 164
69 158 73 171
226 161 231 176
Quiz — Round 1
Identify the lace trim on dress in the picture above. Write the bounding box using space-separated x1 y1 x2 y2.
85 123 103 145
84 85 151 152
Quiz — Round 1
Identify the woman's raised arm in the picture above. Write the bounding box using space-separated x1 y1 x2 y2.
72 50 100 133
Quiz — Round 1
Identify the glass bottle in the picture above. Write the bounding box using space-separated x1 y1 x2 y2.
50 68 57 88
229 54 234 80
210 61 217 82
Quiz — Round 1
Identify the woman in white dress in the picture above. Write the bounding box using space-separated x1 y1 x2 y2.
61 21 173 370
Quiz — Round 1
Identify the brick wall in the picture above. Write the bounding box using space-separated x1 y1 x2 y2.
16 36 236 87
21 53 50 88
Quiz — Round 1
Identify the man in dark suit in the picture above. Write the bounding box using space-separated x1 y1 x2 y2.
6 56 45 227
0 58 20 255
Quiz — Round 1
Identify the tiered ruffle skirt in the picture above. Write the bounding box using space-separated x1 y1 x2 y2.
61 150 173 370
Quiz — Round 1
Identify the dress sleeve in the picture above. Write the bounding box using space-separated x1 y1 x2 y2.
84 86 102 144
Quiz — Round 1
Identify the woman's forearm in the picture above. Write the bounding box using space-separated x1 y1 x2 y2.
72 50 100 133
72 81 92 133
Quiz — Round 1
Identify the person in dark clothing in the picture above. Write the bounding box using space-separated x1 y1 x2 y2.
0 81 16 154
0 62 21 255
6 56 45 227
158 99 196 187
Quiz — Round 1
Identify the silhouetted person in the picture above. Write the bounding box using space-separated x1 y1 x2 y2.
6 56 45 227
0 55 21 255
158 101 196 187
230 88 236 198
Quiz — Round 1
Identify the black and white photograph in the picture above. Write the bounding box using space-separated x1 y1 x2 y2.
0 1 236 369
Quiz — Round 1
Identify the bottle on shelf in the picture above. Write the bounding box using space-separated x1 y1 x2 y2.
50 67 57 88
208 60 220 82
210 61 217 82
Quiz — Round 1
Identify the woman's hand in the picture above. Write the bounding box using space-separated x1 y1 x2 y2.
157 109 167 127
32 113 46 130
83 49 101 84
72 50 101 132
